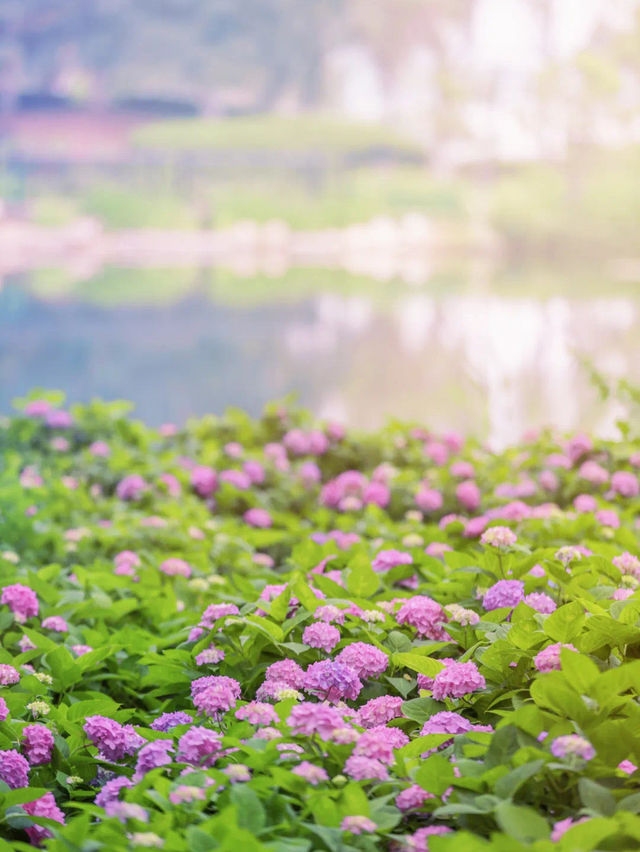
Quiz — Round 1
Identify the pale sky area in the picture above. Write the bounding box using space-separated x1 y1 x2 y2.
472 0 602 68
330 0 638 158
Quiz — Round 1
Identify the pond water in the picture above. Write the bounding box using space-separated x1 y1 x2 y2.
1 263 638 446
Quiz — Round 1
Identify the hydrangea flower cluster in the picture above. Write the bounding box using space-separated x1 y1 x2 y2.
4 398 640 849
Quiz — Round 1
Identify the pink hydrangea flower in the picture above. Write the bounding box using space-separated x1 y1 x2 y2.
551 735 595 761
95 776 133 808
315 605 345 624
22 792 65 845
244 460 265 484
190 466 218 497
235 702 280 726
335 643 388 679
1 584 38 622
425 542 453 558
341 816 377 835
45 409 73 429
220 469 251 490
0 749 30 788
177 727 222 767
463 515 489 538
483 580 524 611
42 615 68 632
0 664 20 685
421 711 476 736
574 494 597 513
534 642 577 673
539 470 558 491
83 716 143 762
150 712 192 731
372 550 412 572
24 399 52 418
244 508 272 528
456 480 481 511
356 695 404 729
551 817 589 842
611 471 639 498
578 461 609 485
224 763 251 783
22 724 54 765
89 441 110 457
431 662 485 700
195 647 225 666
191 675 241 699
159 473 181 497
264 659 306 689
200 603 240 627
134 740 174 781
450 460 474 477
613 552 640 577
288 702 345 739
480 526 517 548
0 698 8 721
115 474 147 501
566 433 593 462
415 487 444 513
354 726 408 764
397 596 448 640
596 509 619 528
114 550 141 575
613 588 634 600
303 661 362 702
291 761 329 785
159 558 191 578
343 755 389 781
405 826 452 851
302 622 341 653
524 593 556 613
396 784 434 811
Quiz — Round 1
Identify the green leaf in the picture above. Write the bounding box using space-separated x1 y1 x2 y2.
269 585 292 622
0 788 49 807
244 615 284 644
558 650 599 693
543 602 585 643
493 760 544 799
485 726 520 769
578 778 616 817
494 802 550 842
289 575 320 613
397 734 455 759
230 785 266 834
392 653 445 677
401 697 442 723
186 827 218 851
414 754 455 796
618 793 640 813
345 554 379 598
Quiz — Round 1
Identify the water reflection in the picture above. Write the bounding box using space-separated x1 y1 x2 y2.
1 268 637 446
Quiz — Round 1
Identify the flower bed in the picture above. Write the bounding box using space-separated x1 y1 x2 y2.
0 393 639 850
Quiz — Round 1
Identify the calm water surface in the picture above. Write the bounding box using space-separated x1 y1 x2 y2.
1 265 638 446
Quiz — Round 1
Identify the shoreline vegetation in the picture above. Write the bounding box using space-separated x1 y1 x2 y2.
0 393 639 849
0 214 498 281
2 115 639 271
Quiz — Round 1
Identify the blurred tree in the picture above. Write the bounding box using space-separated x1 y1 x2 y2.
0 0 344 112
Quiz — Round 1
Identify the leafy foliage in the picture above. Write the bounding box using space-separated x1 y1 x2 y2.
0 391 639 850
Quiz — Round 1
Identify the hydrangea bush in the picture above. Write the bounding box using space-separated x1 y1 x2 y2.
0 391 639 850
